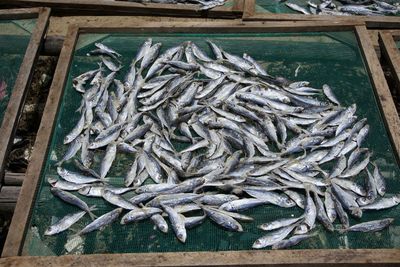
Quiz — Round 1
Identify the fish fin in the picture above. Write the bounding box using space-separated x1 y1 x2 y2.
100 177 110 184
54 160 63 167
89 205 97 212
88 209 98 221
303 183 312 192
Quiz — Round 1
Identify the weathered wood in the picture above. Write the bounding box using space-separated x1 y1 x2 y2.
42 35 64 56
0 186 20 212
0 0 243 18
76 20 365 34
355 26 400 160
379 31 400 96
1 23 78 259
242 1 400 29
243 0 255 18
3 21 400 265
1 249 400 266
0 8 40 19
4 172 25 186
0 8 50 186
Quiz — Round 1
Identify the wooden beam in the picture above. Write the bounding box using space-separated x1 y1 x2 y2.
243 0 255 18
379 31 400 95
0 7 40 19
355 26 400 160
0 186 20 212
2 249 400 266
4 172 25 186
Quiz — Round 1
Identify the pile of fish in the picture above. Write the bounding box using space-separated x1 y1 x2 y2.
45 38 400 250
284 0 399 16
124 0 227 10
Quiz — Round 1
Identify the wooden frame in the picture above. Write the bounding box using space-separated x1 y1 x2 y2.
0 7 50 185
242 0 400 29
2 20 400 265
379 30 400 97
0 0 244 18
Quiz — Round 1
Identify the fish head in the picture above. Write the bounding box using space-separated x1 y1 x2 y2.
159 224 168 233
350 208 363 218
120 217 128 225
252 238 264 249
56 166 65 175
377 186 386 196
78 186 91 196
356 197 370 206
283 198 296 208
177 232 187 243
47 177 58 186
294 224 308 235
44 226 56 236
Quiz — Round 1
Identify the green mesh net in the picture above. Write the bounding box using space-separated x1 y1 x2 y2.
22 31 400 256
255 0 400 16
0 18 36 126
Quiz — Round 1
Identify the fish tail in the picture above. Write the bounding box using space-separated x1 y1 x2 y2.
100 177 110 184
89 205 97 212
337 227 348 234
88 210 98 221
54 160 63 167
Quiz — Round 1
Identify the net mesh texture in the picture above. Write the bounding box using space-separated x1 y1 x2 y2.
22 31 400 256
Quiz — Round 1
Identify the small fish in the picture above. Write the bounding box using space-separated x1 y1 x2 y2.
373 164 386 196
322 84 340 106
259 216 303 231
272 234 315 249
151 214 168 233
286 3 311 14
162 204 187 243
78 208 123 235
203 206 243 232
252 223 299 249
45 209 92 235
341 218 394 233
360 194 400 210
51 188 97 220
102 189 138 210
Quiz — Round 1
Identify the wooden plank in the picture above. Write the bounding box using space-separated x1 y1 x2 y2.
379 31 400 95
4 172 25 186
2 249 400 266
76 20 366 34
1 24 79 258
0 8 50 185
0 8 40 19
3 21 400 264
232 0 244 12
243 0 255 17
355 26 400 159
0 186 20 213
242 4 400 29
42 35 64 56
0 0 242 18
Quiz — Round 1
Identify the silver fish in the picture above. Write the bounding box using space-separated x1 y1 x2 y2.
78 208 122 235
